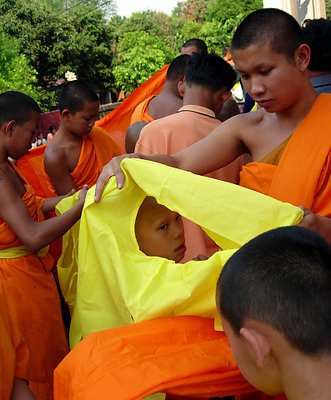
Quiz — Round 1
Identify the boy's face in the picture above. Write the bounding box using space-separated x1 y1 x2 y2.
135 197 186 262
66 100 99 136
233 43 304 113
10 110 40 159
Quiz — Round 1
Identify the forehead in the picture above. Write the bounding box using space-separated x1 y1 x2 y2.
23 110 40 128
138 198 174 224
76 100 99 115
181 45 197 55
233 43 288 71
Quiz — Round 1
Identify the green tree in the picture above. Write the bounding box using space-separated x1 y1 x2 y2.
207 0 263 23
0 31 39 98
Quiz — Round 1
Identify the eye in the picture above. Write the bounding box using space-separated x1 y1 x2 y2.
176 215 181 222
240 74 249 80
260 69 271 75
159 224 168 230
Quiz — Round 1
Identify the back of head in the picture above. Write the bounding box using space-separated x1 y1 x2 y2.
181 38 208 55
166 55 191 82
185 53 236 91
231 8 304 63
0 91 40 126
302 18 331 72
58 80 99 114
217 226 331 356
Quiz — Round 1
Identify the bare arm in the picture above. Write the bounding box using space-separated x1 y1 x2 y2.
298 207 331 246
11 378 36 400
41 189 76 214
0 177 88 252
44 148 76 195
95 115 247 201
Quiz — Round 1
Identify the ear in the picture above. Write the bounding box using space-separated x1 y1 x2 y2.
61 109 71 120
240 327 271 368
295 43 310 72
4 120 16 136
177 77 186 98
215 89 231 114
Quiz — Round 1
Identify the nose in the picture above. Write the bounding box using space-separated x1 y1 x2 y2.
248 77 265 98
174 220 184 239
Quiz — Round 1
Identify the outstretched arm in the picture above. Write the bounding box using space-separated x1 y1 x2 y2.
94 116 246 201
11 378 36 400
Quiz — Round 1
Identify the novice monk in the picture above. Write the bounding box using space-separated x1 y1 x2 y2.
135 196 208 262
0 91 88 399
43 80 123 195
95 8 331 246
216 226 331 400
130 55 189 125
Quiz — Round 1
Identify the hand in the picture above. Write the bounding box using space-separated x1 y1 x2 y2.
192 254 209 261
78 184 88 204
298 206 331 246
94 154 135 202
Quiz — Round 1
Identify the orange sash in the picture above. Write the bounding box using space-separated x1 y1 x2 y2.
240 94 331 216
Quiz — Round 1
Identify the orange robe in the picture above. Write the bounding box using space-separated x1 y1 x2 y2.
0 164 68 400
130 95 155 124
240 94 331 217
42 126 123 195
96 65 168 149
54 316 255 400
0 295 29 400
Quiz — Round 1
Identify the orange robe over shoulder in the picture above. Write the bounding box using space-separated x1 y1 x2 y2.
0 164 68 400
240 94 331 217
54 316 255 400
0 295 29 400
130 95 155 124
42 126 123 195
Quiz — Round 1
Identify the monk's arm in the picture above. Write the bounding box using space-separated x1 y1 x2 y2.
41 189 76 214
0 179 88 252
44 149 76 195
95 116 247 201
299 209 331 246
11 378 36 400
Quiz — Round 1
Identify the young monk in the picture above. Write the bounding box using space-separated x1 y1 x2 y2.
95 8 331 246
0 91 87 399
135 196 207 262
43 80 123 195
216 226 331 400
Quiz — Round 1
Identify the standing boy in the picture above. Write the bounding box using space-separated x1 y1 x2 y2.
216 226 331 399
95 8 331 245
43 80 123 195
0 91 87 399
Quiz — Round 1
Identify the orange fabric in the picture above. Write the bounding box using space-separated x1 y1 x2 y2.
130 95 155 124
54 316 255 400
0 164 68 400
95 65 168 149
41 126 123 194
0 295 29 400
135 105 243 261
240 94 331 217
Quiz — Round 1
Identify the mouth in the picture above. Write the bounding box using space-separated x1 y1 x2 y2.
257 99 272 108
175 243 186 254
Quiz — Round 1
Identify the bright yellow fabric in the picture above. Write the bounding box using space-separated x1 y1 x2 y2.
0 245 49 259
56 159 303 348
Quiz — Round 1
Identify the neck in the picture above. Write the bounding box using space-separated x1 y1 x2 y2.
279 351 331 400
183 86 217 113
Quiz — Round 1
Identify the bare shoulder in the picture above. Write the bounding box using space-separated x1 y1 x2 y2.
43 135 69 172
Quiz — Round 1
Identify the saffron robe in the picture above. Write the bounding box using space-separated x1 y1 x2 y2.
240 94 331 217
0 295 29 400
0 164 68 400
55 158 303 349
42 126 123 195
130 95 155 124
135 105 243 261
54 316 256 400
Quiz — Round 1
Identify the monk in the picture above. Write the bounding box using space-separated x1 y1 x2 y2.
130 54 189 125
0 91 88 399
95 8 331 246
0 295 35 400
181 38 208 55
43 80 123 195
135 52 243 261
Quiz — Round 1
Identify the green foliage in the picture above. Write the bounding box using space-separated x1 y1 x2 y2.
326 0 331 20
113 31 176 92
207 0 263 23
0 31 39 99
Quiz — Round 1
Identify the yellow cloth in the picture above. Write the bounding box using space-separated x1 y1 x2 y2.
0 245 49 259
56 159 303 348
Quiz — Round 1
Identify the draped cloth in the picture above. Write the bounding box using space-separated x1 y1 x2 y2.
240 94 331 217
0 164 68 400
54 316 256 400
55 158 303 349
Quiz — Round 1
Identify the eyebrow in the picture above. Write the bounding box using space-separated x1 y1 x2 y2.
236 63 270 74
